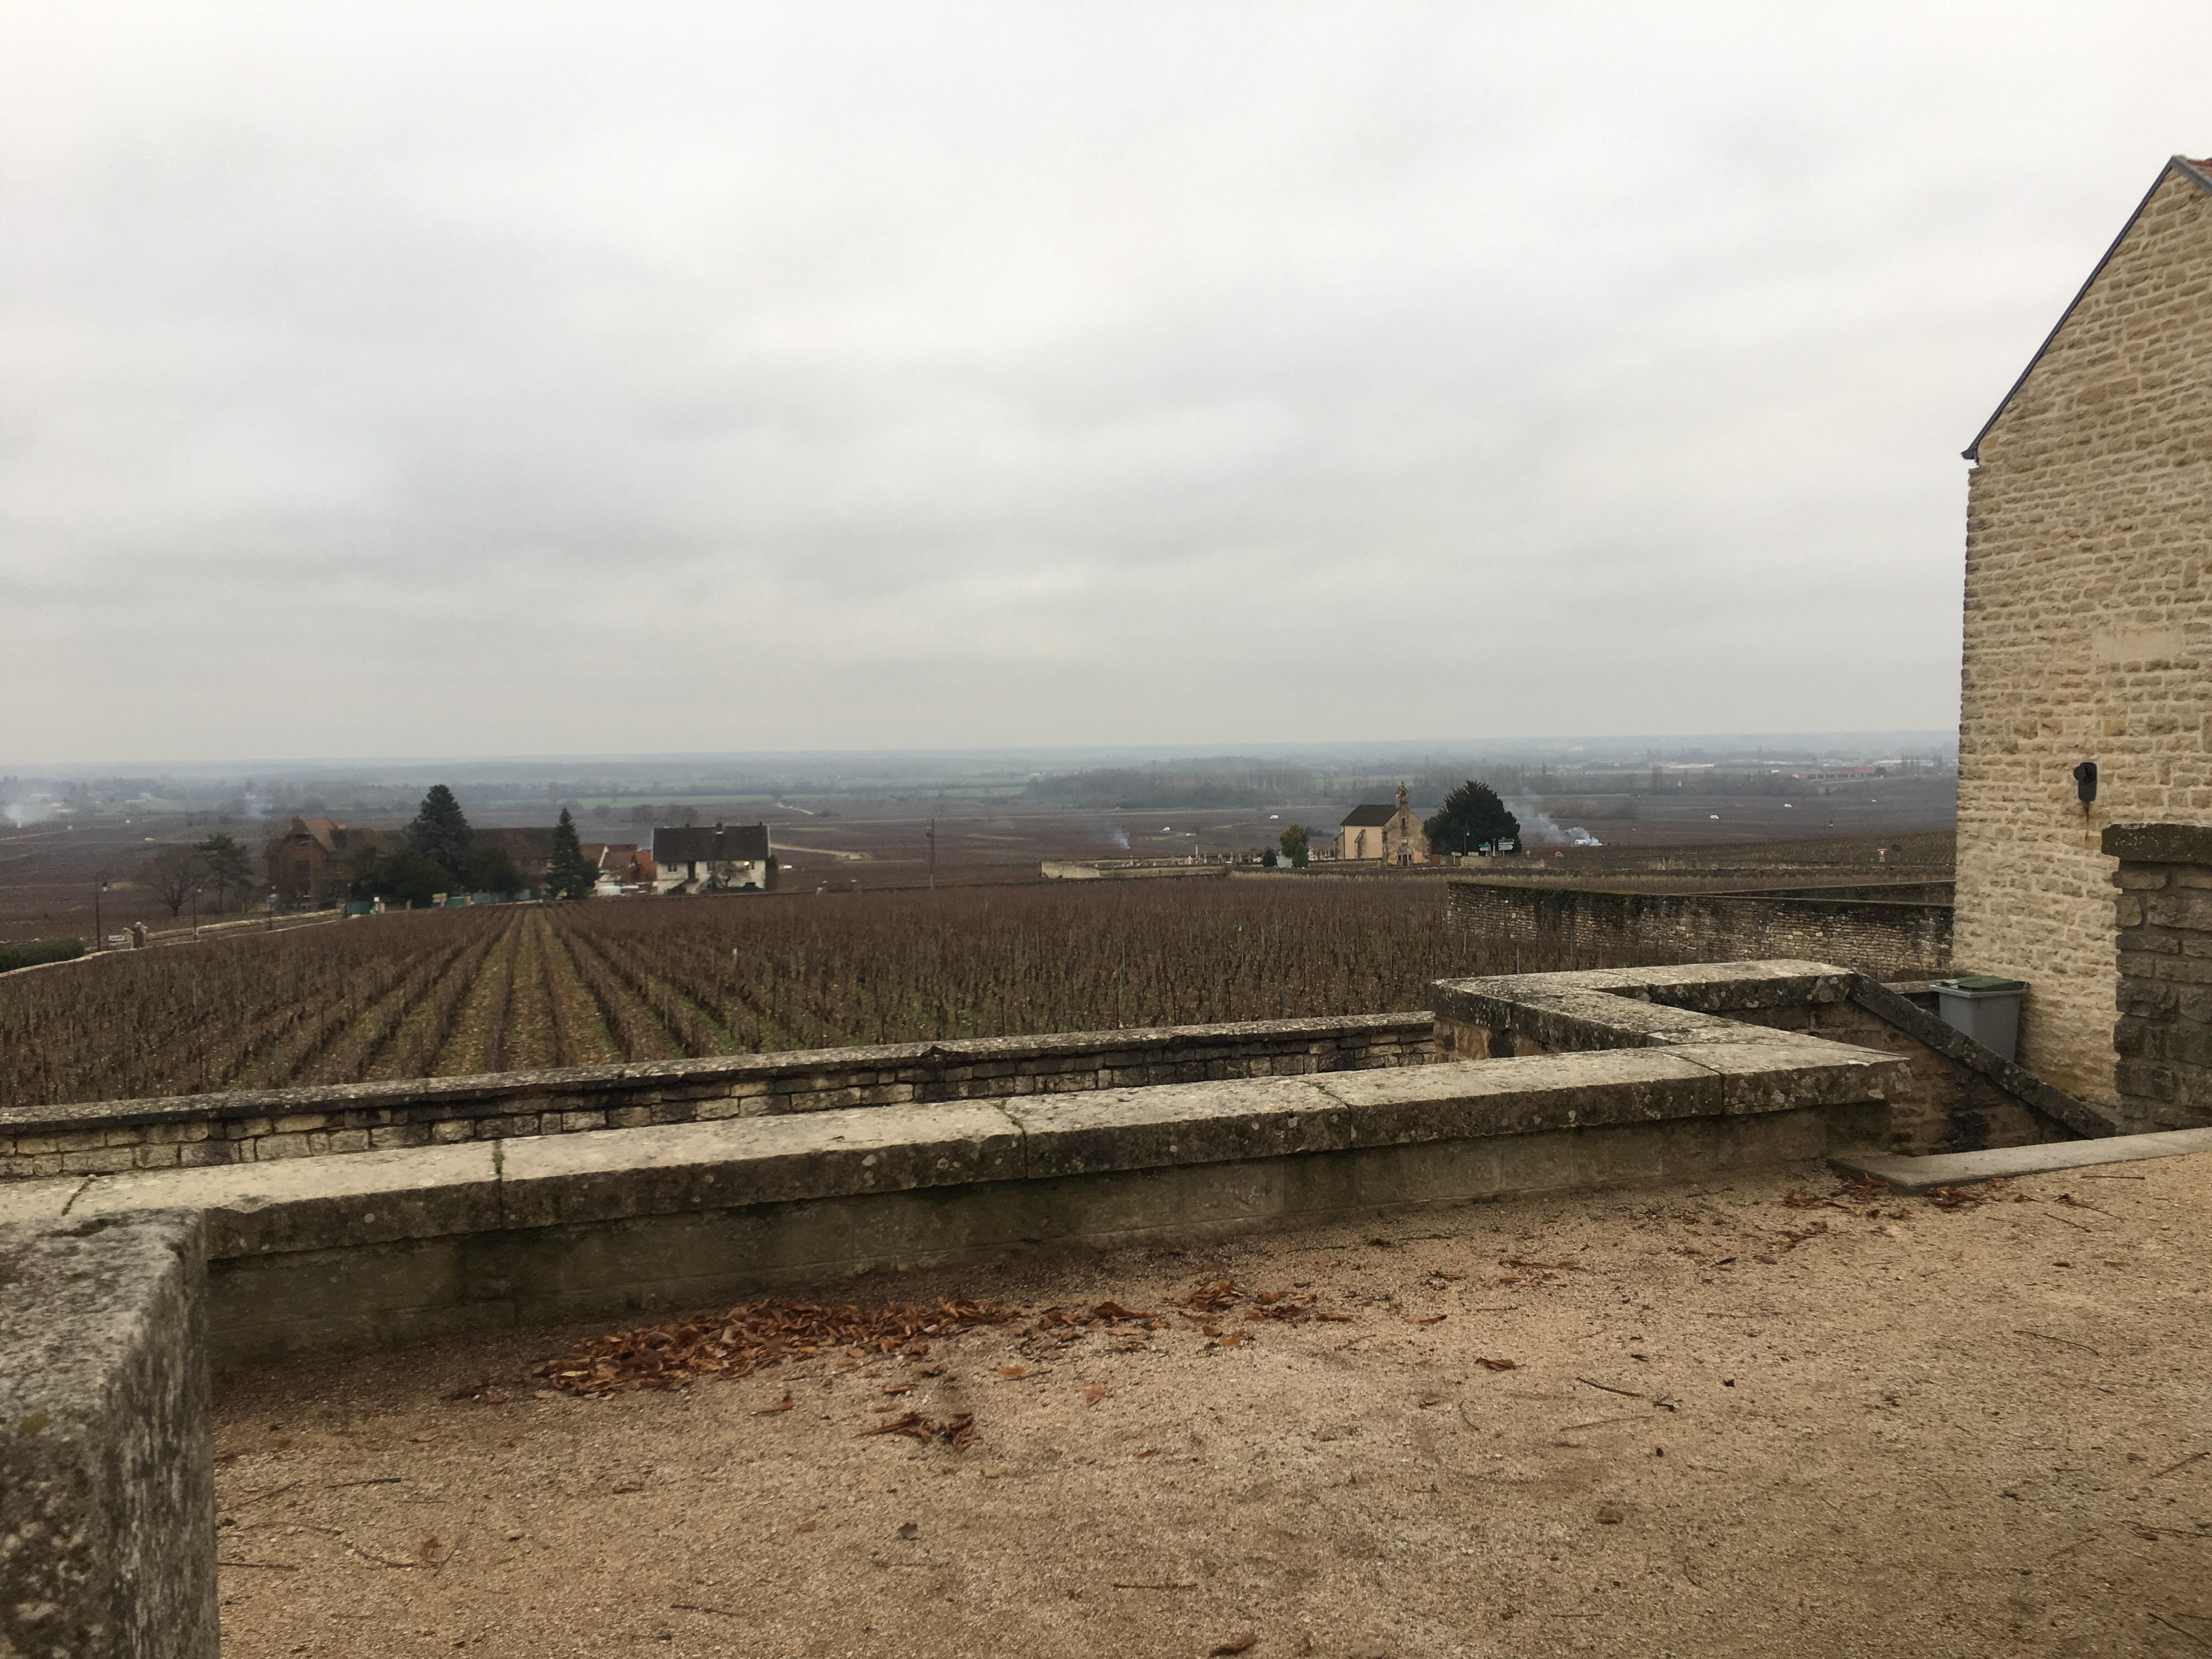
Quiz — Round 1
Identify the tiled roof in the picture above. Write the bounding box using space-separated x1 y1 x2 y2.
1339 804 1400 827
654 823 771 864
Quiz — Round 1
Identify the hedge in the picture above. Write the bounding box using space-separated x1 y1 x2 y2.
0 938 86 974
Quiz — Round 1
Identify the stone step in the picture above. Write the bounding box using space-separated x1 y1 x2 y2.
1833 1128 2212 1193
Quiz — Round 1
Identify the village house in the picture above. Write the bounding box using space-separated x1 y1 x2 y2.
265 817 393 905
1954 153 2212 1107
652 822 772 891
586 843 657 889
1336 785 1429 866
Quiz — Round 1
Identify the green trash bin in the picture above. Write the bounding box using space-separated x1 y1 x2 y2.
1934 974 2028 1063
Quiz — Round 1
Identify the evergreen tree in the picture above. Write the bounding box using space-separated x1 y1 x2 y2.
1277 823 1309 868
1424 780 1521 855
404 785 475 883
545 808 597 900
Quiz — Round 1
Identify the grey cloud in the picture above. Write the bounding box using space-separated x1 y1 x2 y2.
3 2 2208 760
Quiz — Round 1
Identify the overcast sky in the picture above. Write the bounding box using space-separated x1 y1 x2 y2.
3 3 2207 764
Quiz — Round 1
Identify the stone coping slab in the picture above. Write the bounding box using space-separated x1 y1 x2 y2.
0 1012 1433 1138
1832 1129 2212 1193
2103 822 2212 865
1 1037 1906 1262
0 1209 217 1659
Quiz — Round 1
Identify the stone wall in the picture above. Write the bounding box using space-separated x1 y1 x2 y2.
0 1014 1432 1183
2107 823 2212 1130
0 1210 217 1659
1447 880 1952 980
0 963 1918 1362
1955 157 2212 1103
1427 960 2106 1155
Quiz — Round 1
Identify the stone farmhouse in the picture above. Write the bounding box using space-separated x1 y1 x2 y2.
652 821 772 891
1336 784 1429 865
266 816 371 906
1954 153 2212 1109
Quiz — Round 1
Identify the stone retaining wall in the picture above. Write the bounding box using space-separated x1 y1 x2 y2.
2107 822 2212 1131
1447 880 1953 980
0 1015 1432 1182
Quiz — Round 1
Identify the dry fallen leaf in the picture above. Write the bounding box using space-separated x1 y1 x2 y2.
536 1296 1013 1397
1136 1448 1158 1459
795 1520 816 1533
1210 1634 1259 1655
1596 1504 1624 1525
1475 1357 1519 1372
999 1365 1028 1380
417 1536 443 1565
754 1392 794 1415
1081 1383 1109 1407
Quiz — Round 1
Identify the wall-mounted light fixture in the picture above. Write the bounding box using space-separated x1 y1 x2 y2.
2072 760 2098 805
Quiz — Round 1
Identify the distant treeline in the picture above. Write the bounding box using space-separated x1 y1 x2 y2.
1021 759 1956 812
1023 766 1325 810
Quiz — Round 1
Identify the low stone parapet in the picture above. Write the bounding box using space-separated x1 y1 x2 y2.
0 1014 1432 1182
1447 879 1952 980
0 966 1915 1362
1430 960 2113 1149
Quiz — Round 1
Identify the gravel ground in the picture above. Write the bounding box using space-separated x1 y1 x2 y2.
212 1154 2212 1658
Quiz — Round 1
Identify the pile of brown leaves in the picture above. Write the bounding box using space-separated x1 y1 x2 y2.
1026 1300 1167 1342
537 1297 1014 1396
1178 1279 1348 1338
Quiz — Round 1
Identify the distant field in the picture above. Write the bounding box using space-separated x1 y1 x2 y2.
0 883 1511 1109
0 774 1955 945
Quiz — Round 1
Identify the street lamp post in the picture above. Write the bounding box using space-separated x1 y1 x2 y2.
190 884 201 940
93 871 108 951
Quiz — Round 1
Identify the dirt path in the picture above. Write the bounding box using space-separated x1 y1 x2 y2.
211 1156 2212 1658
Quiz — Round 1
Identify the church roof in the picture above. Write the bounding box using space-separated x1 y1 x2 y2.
1339 804 1400 827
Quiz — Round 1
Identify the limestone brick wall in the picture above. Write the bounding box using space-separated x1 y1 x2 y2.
1956 159 2212 1103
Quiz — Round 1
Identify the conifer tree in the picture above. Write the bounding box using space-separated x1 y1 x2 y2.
404 785 476 883
1424 780 1521 855
545 807 597 900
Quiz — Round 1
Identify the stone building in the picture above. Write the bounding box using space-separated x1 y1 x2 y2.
1954 154 2212 1103
1336 785 1429 866
266 816 380 906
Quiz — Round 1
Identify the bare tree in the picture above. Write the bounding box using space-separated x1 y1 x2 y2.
139 845 202 918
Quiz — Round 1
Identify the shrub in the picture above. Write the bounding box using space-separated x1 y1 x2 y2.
0 938 86 974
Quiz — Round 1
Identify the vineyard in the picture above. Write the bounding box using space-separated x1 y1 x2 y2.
0 883 1514 1109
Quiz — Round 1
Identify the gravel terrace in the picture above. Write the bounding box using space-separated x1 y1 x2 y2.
211 1154 2212 1658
